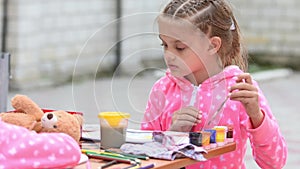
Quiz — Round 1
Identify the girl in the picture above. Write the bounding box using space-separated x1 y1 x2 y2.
141 0 287 168
0 118 81 169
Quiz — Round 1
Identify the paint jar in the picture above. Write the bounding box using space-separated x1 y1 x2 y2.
204 129 217 149
226 125 234 143
214 126 227 146
201 131 211 149
189 132 202 146
98 112 130 148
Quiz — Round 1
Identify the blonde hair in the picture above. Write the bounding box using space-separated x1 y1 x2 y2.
161 0 248 71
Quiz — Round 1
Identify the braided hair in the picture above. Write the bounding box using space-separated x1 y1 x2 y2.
160 0 248 71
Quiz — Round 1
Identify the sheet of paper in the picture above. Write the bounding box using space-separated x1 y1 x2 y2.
126 129 153 143
81 125 153 144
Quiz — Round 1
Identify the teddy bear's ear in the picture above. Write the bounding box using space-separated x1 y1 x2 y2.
73 114 84 127
11 94 44 121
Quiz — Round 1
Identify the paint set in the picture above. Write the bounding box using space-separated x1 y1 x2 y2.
189 125 234 149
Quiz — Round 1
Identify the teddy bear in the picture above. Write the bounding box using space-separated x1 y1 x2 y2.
0 94 44 130
40 110 82 142
0 94 83 142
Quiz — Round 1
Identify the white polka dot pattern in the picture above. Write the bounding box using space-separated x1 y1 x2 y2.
141 66 287 168
0 119 81 168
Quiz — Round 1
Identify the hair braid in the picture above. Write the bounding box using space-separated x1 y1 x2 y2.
161 0 248 71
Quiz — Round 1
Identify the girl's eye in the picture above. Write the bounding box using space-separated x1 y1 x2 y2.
176 47 185 51
161 43 167 48
176 43 186 51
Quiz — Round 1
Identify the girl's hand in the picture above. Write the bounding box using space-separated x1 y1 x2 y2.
229 73 264 128
169 106 202 132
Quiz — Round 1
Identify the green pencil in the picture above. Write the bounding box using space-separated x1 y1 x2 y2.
86 152 136 164
82 149 141 163
105 150 149 160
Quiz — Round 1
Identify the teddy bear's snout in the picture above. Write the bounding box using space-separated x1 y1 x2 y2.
42 112 58 129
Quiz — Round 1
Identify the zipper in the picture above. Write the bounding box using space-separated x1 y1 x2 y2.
189 85 199 106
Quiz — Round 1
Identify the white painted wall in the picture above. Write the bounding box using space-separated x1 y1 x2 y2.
1 0 299 89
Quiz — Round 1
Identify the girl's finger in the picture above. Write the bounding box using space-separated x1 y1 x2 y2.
236 73 253 85
186 106 200 112
183 107 201 117
174 107 199 120
177 114 198 124
230 82 257 92
230 90 258 99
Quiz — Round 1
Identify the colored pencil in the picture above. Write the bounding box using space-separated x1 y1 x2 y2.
122 164 139 169
137 163 155 169
86 153 136 164
129 165 141 169
82 150 124 158
82 149 141 163
100 160 117 169
105 150 150 160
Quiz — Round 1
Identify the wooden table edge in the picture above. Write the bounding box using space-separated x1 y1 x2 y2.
77 142 236 169
152 142 236 169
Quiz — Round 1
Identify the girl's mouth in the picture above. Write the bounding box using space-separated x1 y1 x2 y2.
168 64 178 70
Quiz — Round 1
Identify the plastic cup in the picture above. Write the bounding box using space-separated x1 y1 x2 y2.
98 112 130 148
201 131 211 149
214 126 227 146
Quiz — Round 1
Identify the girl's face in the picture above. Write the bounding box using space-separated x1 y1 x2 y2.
158 18 213 82
159 34 206 78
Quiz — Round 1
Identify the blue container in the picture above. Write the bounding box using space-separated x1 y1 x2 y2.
204 129 216 143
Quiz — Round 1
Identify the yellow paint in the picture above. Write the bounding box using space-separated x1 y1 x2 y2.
98 112 130 127
213 126 227 143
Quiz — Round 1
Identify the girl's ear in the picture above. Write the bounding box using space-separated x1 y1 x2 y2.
208 36 221 54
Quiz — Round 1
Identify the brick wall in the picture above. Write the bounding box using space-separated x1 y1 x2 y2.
5 0 117 89
2 0 300 89
119 1 166 75
230 0 300 54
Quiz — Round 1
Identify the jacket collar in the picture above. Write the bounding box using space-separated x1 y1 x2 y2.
165 65 243 91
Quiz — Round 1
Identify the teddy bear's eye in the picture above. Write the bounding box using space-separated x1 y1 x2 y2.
53 125 57 128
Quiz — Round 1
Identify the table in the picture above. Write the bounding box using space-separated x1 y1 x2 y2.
76 142 236 169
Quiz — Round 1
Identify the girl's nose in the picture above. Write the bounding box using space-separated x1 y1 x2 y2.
164 50 176 61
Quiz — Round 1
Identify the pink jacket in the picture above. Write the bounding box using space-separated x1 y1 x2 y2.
0 119 81 169
141 65 287 169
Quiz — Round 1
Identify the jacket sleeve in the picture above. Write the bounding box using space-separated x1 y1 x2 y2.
141 81 166 131
244 85 287 168
0 119 81 169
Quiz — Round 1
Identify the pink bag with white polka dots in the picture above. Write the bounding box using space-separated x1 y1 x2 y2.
0 119 81 169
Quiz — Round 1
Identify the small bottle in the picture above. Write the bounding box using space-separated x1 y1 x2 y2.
201 131 211 149
226 125 234 143
189 132 202 146
204 129 217 149
213 126 227 147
